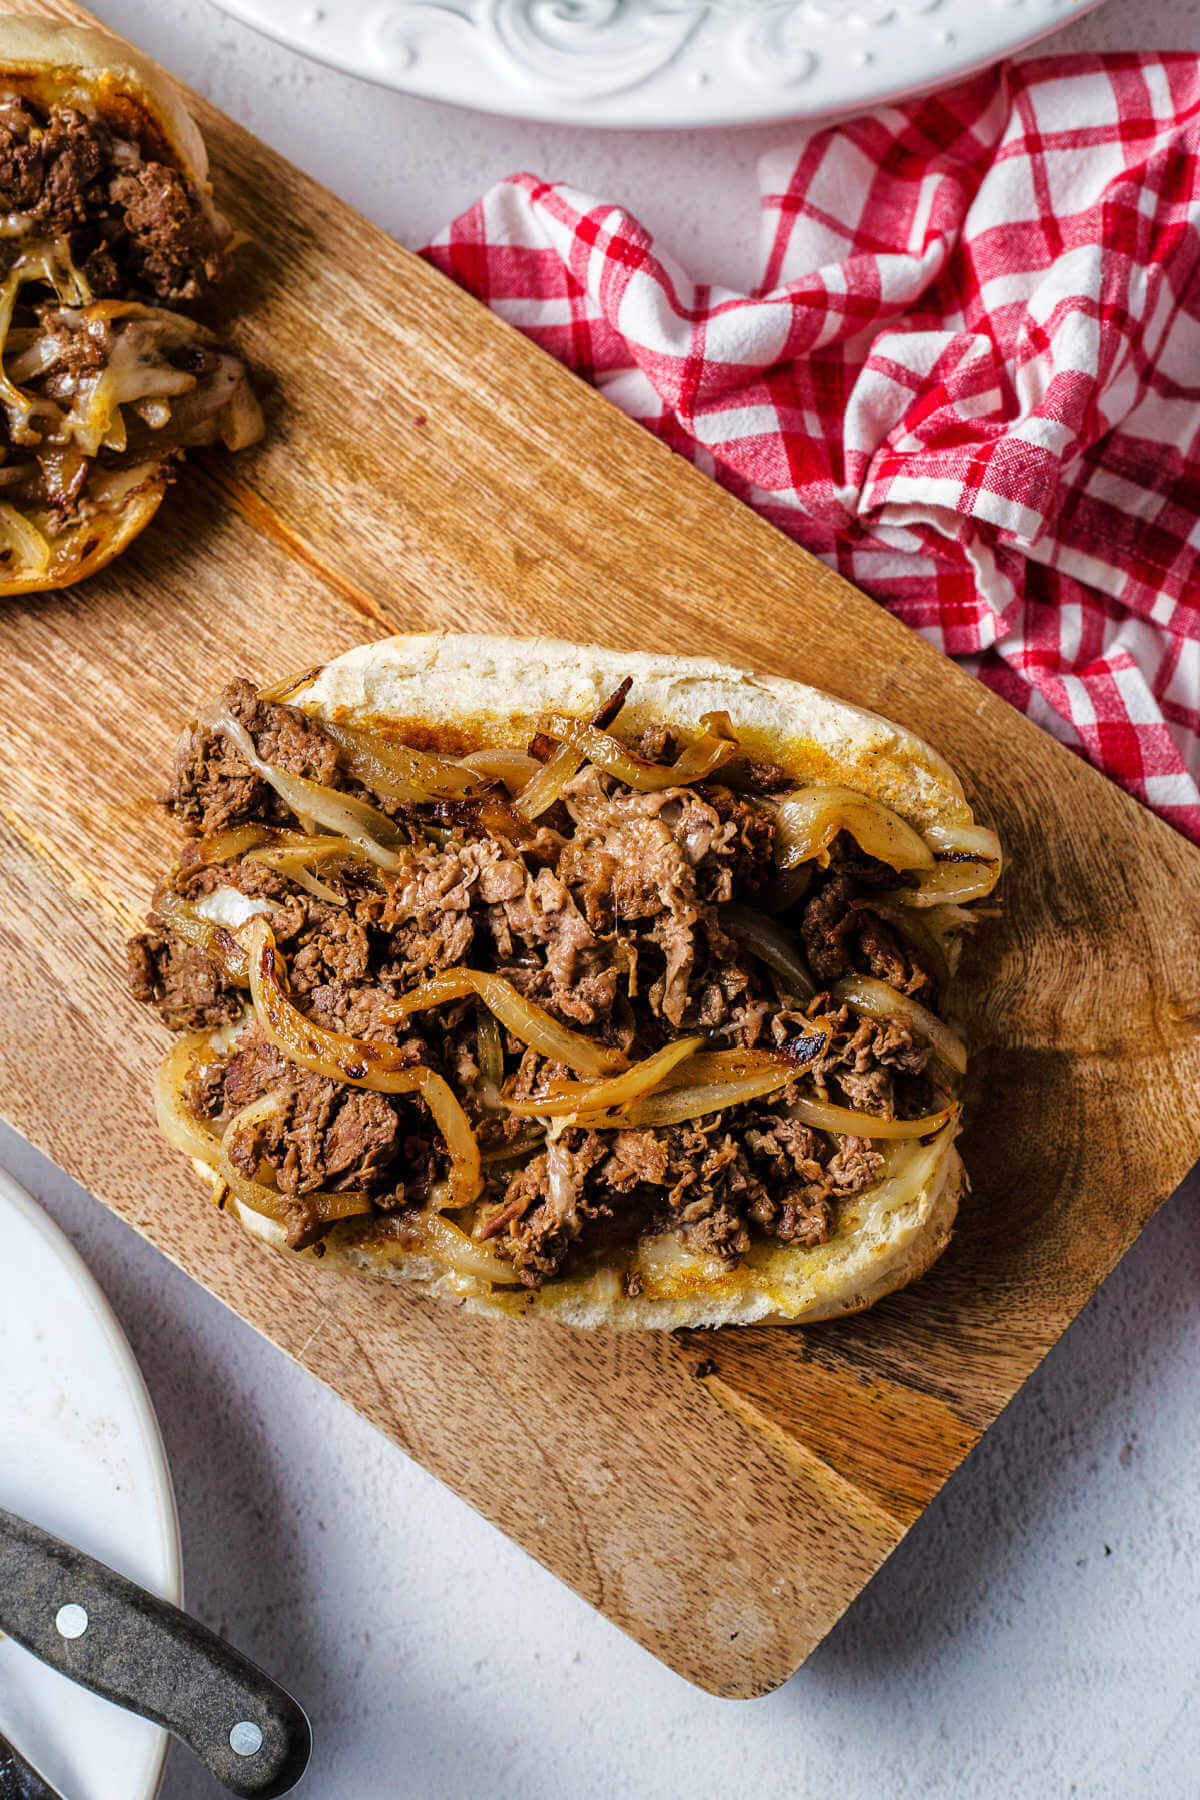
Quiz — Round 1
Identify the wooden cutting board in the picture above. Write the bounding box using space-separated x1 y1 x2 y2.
3 1 1199 1700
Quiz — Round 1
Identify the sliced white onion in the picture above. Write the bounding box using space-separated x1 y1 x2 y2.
889 860 1000 907
216 709 409 873
504 1035 705 1118
788 1094 957 1140
773 786 935 873
923 820 1003 864
402 1210 525 1285
831 974 968 1075
721 903 816 998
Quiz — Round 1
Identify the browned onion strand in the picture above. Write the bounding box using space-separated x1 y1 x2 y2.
890 859 1001 907
514 737 585 820
401 1210 525 1285
457 749 542 791
923 820 1003 863
257 666 324 705
381 968 627 1077
831 974 967 1075
320 718 490 805
721 904 816 999
540 712 740 793
773 786 935 873
572 1044 830 1130
788 1093 957 1140
195 823 272 865
241 918 482 1208
155 890 249 983
503 1035 705 1118
476 1008 505 1101
215 709 410 872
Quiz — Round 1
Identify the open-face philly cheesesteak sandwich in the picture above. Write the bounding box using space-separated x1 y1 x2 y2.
0 17 262 591
129 634 1002 1330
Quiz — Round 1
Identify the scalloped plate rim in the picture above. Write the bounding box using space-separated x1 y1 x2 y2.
206 0 1111 131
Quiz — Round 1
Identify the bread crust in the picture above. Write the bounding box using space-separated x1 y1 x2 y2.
182 631 980 1330
0 16 215 212
0 17 219 595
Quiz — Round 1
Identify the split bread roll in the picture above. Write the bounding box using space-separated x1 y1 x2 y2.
0 18 261 592
142 633 1002 1331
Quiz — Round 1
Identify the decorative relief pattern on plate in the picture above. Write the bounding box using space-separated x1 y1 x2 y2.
213 0 1107 127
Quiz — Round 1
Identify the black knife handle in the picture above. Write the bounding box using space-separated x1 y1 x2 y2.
0 1508 310 1798
0 1729 66 1800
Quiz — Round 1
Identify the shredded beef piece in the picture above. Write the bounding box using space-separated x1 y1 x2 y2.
826 1135 886 1192
497 1132 613 1285
228 1077 400 1198
169 676 343 834
108 163 226 301
222 1037 287 1110
133 688 968 1284
800 845 935 1000
126 929 242 1030
812 1008 932 1118
0 99 226 302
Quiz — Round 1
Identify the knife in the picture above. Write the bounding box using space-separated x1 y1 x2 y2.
0 1727 66 1800
0 1507 311 1797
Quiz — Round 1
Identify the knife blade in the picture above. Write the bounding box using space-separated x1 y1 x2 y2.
0 1727 66 1800
0 1508 310 1798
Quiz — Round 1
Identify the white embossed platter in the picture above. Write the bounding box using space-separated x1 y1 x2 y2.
0 1168 181 1800
209 0 1108 129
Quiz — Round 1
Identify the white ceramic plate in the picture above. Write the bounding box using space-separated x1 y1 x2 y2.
210 0 1108 130
0 1168 181 1800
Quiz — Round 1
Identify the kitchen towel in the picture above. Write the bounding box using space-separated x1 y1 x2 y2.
425 53 1200 846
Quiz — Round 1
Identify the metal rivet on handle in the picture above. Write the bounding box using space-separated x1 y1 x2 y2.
55 1603 89 1639
229 1720 264 1757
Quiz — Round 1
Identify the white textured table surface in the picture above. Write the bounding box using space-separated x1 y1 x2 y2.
7 2 1200 1794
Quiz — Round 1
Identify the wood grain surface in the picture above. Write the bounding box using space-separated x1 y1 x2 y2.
2 2 1199 1698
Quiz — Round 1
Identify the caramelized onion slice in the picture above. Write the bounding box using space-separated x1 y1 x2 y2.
155 890 249 983
320 718 489 804
514 737 586 821
831 974 967 1075
504 1035 705 1118
923 820 1003 864
545 711 739 793
153 1036 370 1228
241 919 482 1207
215 709 409 873
248 842 350 906
773 786 935 873
889 859 1000 907
788 1094 957 1140
457 749 541 791
400 1210 525 1286
154 1032 224 1165
575 1043 828 1130
0 501 52 578
382 969 627 1078
721 904 816 999
195 824 273 865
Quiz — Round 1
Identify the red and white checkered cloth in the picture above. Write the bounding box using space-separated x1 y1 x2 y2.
424 53 1200 846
